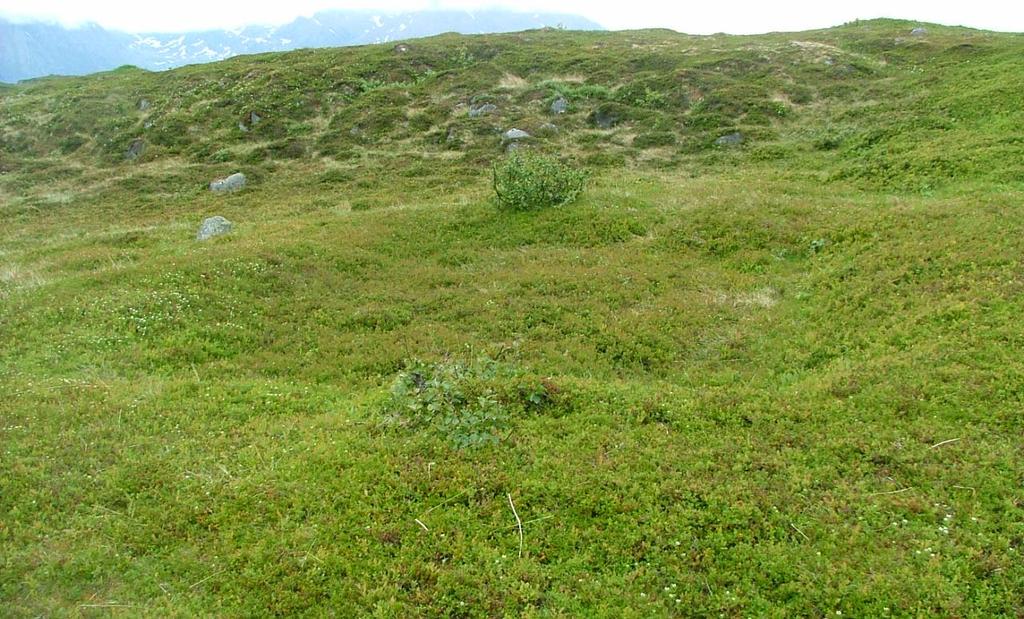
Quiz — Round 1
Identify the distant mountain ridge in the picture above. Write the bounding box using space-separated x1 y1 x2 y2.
0 10 603 82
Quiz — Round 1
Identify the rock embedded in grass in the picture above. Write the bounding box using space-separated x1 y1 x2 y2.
715 132 744 146
196 216 232 241
469 103 497 117
502 128 532 152
591 108 620 129
209 172 246 192
239 111 262 132
550 97 568 114
503 128 531 141
125 138 146 160
538 122 559 136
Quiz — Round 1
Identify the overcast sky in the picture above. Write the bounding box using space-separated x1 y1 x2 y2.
1 0 1023 34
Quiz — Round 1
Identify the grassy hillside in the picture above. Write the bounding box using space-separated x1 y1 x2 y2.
2 18 1023 616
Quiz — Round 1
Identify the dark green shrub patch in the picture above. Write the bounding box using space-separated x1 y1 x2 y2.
492 152 588 211
378 356 552 448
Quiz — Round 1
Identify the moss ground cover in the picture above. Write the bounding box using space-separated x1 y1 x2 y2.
2 18 1023 616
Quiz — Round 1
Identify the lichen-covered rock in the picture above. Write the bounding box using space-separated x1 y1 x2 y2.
209 172 246 192
196 216 232 241
550 97 568 114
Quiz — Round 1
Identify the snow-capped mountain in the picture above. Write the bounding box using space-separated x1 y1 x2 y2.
0 10 603 82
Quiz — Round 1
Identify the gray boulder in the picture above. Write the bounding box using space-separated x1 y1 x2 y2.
125 138 146 160
209 172 246 192
910 27 927 36
503 128 531 141
137 98 151 111
550 97 568 114
715 132 744 147
469 103 497 117
196 216 232 241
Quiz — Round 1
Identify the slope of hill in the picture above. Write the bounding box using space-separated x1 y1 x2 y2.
0 10 603 82
1 19 1023 616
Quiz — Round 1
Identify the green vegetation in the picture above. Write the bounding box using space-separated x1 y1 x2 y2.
2 18 1024 616
381 356 550 449
492 152 588 210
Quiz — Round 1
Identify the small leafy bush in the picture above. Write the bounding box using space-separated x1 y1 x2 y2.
616 84 668 109
380 356 551 449
492 152 588 211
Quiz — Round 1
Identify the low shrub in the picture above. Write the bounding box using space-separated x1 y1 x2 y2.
379 356 551 448
492 152 588 211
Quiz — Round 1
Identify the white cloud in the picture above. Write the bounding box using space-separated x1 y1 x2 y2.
0 0 1022 33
